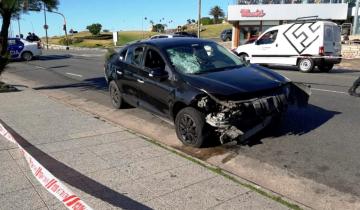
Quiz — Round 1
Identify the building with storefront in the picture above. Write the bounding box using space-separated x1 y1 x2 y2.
227 2 349 48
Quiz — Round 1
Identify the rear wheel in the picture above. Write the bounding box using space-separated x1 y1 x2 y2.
175 107 207 148
238 53 249 63
298 58 315 73
109 81 123 109
21 52 33 61
318 64 334 72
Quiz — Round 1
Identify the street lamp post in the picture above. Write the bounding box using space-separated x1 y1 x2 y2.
198 0 201 38
49 10 69 50
354 0 360 35
43 3 49 50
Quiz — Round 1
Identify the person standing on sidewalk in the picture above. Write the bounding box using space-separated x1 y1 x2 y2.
349 76 360 97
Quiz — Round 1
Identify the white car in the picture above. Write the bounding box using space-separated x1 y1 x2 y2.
235 20 342 73
150 34 185 39
8 38 42 61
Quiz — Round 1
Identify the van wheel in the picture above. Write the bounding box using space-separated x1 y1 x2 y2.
318 64 334 72
109 81 123 109
298 58 314 73
175 107 208 148
21 52 33 61
238 53 249 63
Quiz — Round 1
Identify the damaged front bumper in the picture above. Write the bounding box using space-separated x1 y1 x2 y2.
199 82 311 144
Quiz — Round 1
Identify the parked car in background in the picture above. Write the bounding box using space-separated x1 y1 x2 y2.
220 29 232 42
235 19 342 73
104 38 310 148
173 31 197 37
7 38 42 61
150 34 186 39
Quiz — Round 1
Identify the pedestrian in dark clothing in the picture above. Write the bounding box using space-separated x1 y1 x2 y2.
349 76 360 97
26 32 32 41
31 33 40 41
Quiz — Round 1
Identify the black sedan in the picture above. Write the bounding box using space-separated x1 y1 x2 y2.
104 38 310 147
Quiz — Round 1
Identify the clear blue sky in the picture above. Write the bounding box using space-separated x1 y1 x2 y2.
8 0 236 37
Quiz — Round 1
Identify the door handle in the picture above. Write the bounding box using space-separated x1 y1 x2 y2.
137 79 144 84
116 70 123 75
276 43 278 47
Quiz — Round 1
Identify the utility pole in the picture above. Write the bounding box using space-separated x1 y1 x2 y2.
17 17 21 37
198 0 201 38
354 0 360 35
43 2 49 50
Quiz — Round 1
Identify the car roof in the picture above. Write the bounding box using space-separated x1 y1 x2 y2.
134 38 215 49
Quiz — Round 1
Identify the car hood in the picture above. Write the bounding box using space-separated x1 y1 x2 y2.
183 65 289 99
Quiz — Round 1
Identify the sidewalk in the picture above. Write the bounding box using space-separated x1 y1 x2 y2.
0 89 289 210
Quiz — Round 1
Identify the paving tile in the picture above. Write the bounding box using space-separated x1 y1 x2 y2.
0 150 13 162
144 198 172 210
157 176 250 209
101 144 169 168
86 167 132 188
0 187 47 210
137 164 216 197
211 191 289 210
118 153 190 180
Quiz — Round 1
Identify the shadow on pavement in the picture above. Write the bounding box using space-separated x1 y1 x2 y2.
37 55 72 61
33 77 108 92
244 104 341 146
0 120 152 210
269 65 359 74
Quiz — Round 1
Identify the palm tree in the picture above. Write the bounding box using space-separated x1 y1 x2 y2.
209 6 224 24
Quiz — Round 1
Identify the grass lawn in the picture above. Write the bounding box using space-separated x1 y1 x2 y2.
46 23 232 48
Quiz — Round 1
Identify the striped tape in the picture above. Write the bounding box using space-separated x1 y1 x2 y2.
0 122 93 210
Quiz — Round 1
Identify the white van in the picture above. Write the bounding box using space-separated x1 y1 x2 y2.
235 20 342 73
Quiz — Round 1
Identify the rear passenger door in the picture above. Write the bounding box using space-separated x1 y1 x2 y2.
8 39 24 59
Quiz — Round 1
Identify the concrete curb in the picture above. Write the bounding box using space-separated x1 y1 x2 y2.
43 44 108 52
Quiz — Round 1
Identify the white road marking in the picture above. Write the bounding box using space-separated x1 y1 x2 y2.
34 65 46 69
311 88 348 95
66 72 83 77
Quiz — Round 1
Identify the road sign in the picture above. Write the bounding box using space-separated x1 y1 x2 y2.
44 24 49 30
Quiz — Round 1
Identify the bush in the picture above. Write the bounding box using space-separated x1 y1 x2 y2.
201 17 213 25
58 38 72 45
72 37 84 44
82 34 112 40
86 23 102 36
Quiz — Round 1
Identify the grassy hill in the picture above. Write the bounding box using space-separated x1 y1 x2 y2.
46 23 232 48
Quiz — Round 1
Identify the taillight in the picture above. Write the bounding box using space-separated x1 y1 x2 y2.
319 46 324 56
37 42 42 49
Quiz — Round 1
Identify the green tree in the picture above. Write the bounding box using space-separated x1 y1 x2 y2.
152 24 165 33
0 0 59 73
209 6 224 24
86 23 102 36
201 17 213 25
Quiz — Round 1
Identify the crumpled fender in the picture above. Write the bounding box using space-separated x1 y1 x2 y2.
289 82 311 108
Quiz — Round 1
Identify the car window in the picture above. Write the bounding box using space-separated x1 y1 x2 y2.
119 48 128 62
166 42 244 75
144 49 165 71
257 30 278 45
130 46 145 66
8 39 16 46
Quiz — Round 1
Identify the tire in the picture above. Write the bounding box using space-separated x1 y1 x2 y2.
238 53 249 63
109 80 123 109
318 64 334 72
175 107 208 148
21 52 33 61
298 57 315 73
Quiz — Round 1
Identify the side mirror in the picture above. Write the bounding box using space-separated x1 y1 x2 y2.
149 67 168 81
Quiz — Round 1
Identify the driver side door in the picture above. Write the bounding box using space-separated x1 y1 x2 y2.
251 30 278 64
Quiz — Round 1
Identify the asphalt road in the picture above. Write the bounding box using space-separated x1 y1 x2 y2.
6 49 360 206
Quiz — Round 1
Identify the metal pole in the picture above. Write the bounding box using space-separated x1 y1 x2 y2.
17 17 21 37
43 3 49 50
354 0 360 35
50 11 69 50
198 0 201 38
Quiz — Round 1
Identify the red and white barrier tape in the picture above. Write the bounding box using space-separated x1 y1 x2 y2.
0 122 93 210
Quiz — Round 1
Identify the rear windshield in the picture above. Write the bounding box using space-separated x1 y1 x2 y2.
324 25 341 42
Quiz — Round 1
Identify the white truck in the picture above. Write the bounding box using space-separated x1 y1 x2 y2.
235 19 342 73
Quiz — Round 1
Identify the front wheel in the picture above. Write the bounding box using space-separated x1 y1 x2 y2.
175 107 208 148
318 64 334 72
298 58 315 73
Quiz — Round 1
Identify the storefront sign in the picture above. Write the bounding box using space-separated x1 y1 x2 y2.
228 4 348 21
240 9 265 17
